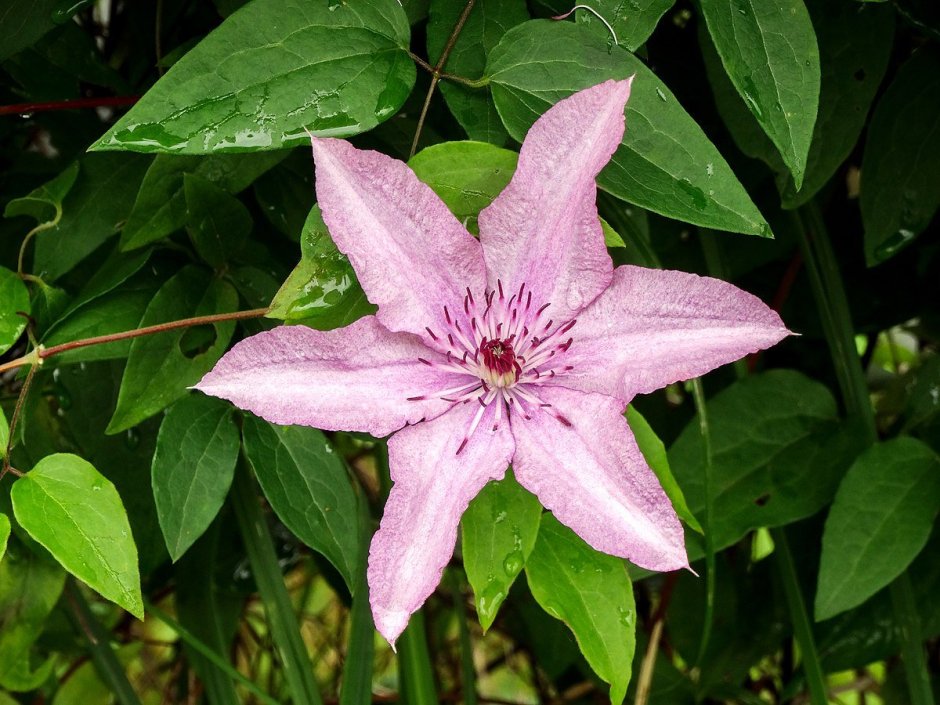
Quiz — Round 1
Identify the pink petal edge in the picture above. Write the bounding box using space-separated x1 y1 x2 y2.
478 78 632 322
195 316 459 438
369 402 514 645
511 385 688 572
311 137 486 347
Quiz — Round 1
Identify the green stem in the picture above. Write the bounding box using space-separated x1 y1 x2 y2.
339 497 376 705
397 610 438 705
771 529 828 705
64 580 142 705
689 378 716 673
450 572 478 705
231 462 324 705
890 573 935 705
145 599 280 705
796 201 933 705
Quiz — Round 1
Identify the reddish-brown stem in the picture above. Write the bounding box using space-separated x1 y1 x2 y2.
0 96 140 117
747 251 802 372
0 307 270 376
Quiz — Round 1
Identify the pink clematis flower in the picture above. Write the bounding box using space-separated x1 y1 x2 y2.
196 79 789 645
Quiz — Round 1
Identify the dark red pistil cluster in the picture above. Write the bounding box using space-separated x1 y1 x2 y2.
480 338 520 381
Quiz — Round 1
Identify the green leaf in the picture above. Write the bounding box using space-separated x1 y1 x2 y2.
184 174 253 267
33 154 151 281
107 266 239 434
486 20 770 236
627 406 702 533
268 205 375 327
409 141 517 234
0 651 55 693
525 514 636 705
122 152 283 251
461 470 542 631
0 0 59 61
861 47 940 265
0 409 7 461
152 395 240 561
0 538 65 684
11 453 143 618
668 370 866 555
815 437 940 621
575 0 676 51
699 0 820 188
242 415 360 590
90 0 415 154
0 267 29 356
3 161 79 224
779 0 894 207
0 516 8 564
427 0 529 144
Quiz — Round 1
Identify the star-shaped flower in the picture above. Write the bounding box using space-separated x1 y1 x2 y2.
196 79 789 645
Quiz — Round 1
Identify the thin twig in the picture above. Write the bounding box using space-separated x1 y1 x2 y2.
0 307 270 375
1 360 38 478
410 0 477 158
0 96 140 116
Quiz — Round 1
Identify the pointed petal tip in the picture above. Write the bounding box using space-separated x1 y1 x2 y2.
373 606 410 647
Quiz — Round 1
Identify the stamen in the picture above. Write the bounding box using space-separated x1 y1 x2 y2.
425 327 438 341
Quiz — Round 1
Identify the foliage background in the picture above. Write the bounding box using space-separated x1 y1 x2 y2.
0 0 938 704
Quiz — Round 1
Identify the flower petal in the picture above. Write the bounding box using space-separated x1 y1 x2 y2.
369 402 514 645
195 316 460 437
311 137 486 343
561 265 790 401
478 79 630 321
511 386 687 572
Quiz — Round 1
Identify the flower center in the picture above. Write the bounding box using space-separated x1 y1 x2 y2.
479 338 519 388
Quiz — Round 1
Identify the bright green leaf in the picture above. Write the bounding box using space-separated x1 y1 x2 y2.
268 205 375 327
525 514 636 705
90 0 415 154
107 266 239 434
152 395 240 561
815 437 940 621
461 470 542 631
0 409 7 461
0 267 29 356
122 152 283 251
669 370 866 556
3 161 79 224
576 0 675 51
242 415 360 590
0 516 8 563
184 173 253 267
861 47 940 265
428 0 529 144
11 454 142 618
0 651 55 693
33 154 151 281
699 0 820 189
627 406 701 533
0 538 65 685
486 20 770 236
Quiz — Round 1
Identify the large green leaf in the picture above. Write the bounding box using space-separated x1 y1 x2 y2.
90 0 415 154
861 47 940 265
669 370 866 555
267 205 375 328
0 267 29 356
699 0 820 189
121 152 282 251
815 437 940 621
152 395 240 561
3 161 79 224
525 514 636 705
0 0 59 61
107 266 239 434
486 20 770 236
0 539 64 684
184 174 253 267
461 470 542 631
427 0 529 144
32 155 151 281
578 0 676 51
242 415 360 590
11 454 143 618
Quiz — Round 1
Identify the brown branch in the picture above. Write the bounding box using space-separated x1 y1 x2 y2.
0 96 140 117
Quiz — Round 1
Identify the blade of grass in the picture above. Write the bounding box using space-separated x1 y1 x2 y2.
397 610 438 705
449 571 478 705
64 580 142 705
339 496 376 705
231 460 323 705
